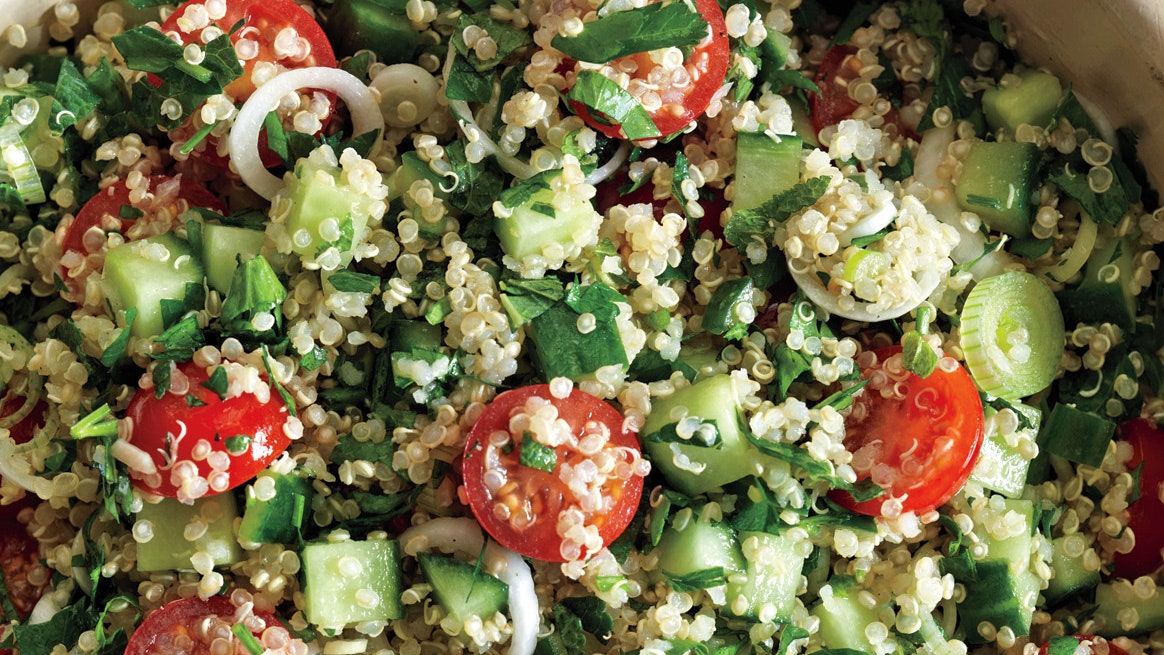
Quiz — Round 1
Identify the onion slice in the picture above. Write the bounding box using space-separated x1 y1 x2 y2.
789 263 943 323
229 67 385 200
0 124 46 204
399 517 538 655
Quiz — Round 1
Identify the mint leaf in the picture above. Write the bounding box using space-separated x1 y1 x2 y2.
328 270 381 294
568 70 661 140
452 14 532 71
663 566 726 592
519 431 556 472
1049 163 1130 226
723 176 829 247
552 3 707 64
51 59 100 132
500 276 566 326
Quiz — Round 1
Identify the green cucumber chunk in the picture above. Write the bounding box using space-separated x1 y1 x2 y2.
642 374 756 496
1043 534 1100 605
655 519 744 582
957 498 1039 643
731 132 802 213
1039 403 1115 467
982 69 1063 132
959 271 1065 400
200 222 266 296
811 579 882 654
417 552 509 623
525 283 630 381
956 140 1040 236
1092 581 1164 637
301 538 404 629
134 494 242 572
285 150 376 264
1058 235 1137 330
494 173 600 262
103 233 204 338
238 469 312 545
325 0 419 64
968 403 1041 499
386 152 450 240
724 531 805 622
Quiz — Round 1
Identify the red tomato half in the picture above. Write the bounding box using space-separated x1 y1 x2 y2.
831 346 985 516
126 596 289 655
124 362 292 501
568 0 729 140
462 385 646 562
1113 419 1164 578
809 45 917 141
56 175 224 302
1037 635 1130 655
159 0 337 166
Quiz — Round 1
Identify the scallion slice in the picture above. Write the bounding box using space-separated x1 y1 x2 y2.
959 271 1065 400
0 124 46 204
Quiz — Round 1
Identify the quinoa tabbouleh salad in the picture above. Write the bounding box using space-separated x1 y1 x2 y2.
0 0 1162 654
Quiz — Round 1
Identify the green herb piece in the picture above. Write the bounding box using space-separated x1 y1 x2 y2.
261 346 297 415
71 404 119 441
832 1 879 46
200 365 229 399
186 395 207 408
150 314 204 367
916 57 978 133
224 434 252 456
445 53 493 103
231 623 264 655
776 625 810 655
52 59 100 132
0 566 18 622
99 307 137 368
901 304 938 377
330 433 396 467
880 146 914 181
702 277 753 340
743 425 883 502
663 566 727 592
499 276 566 327
723 176 829 247
813 379 869 412
551 3 707 64
644 419 721 448
328 270 381 294
452 14 532 71
9 601 94 655
519 431 557 472
221 255 287 342
498 169 555 208
264 110 289 163
1047 636 1081 655
1048 163 1131 227
567 70 661 141
300 346 328 371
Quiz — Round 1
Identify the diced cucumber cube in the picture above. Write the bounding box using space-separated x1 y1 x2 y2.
811 580 884 654
725 531 805 622
494 173 601 262
655 519 744 582
732 132 802 213
200 222 266 296
103 233 204 338
1058 235 1137 330
302 538 404 630
238 469 311 545
134 494 242 572
969 403 1041 498
956 140 1040 236
417 552 509 623
642 374 757 496
285 149 378 265
1043 534 1100 605
982 70 1063 133
958 498 1039 642
1092 581 1164 637
386 152 451 240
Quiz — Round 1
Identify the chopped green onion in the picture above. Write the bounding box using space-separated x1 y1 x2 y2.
231 623 264 655
0 125 46 204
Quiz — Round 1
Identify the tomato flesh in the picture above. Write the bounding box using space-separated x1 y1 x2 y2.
0 395 49 642
461 385 646 562
568 0 729 139
124 362 293 502
831 346 985 516
809 45 917 141
1113 418 1164 578
126 596 290 655
56 175 224 302
159 0 337 166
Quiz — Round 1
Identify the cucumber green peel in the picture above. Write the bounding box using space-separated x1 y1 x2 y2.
959 271 1065 400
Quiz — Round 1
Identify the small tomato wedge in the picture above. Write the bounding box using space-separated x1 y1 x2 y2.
159 0 337 166
1037 635 1130 655
831 346 985 516
125 362 293 502
809 45 917 141
567 0 729 140
462 384 648 562
126 596 296 655
1113 418 1164 578
56 175 224 302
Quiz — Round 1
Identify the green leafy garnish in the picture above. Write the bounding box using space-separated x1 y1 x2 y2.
453 14 532 71
231 623 264 655
567 70 661 141
328 270 381 294
221 255 288 342
499 276 566 327
551 3 707 64
99 307 137 368
901 304 938 377
224 435 252 456
200 365 229 399
519 431 557 472
723 176 829 247
663 566 727 592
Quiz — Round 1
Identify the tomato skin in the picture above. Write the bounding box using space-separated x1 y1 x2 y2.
158 0 337 167
1113 418 1164 578
809 46 917 141
0 395 49 643
461 385 645 562
1037 635 1130 655
830 346 985 516
57 175 224 300
569 0 729 139
124 362 292 500
593 175 728 238
125 596 283 655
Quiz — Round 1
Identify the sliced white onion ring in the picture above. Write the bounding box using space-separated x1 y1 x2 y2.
840 198 897 245
789 262 943 323
229 67 385 200
399 517 538 655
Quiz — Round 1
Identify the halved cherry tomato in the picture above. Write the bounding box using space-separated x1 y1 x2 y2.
461 384 646 562
126 596 292 655
830 346 985 516
159 0 337 166
1113 418 1164 578
567 0 729 140
1037 635 1130 655
594 173 729 238
809 45 917 141
124 362 292 501
0 395 49 636
56 175 224 302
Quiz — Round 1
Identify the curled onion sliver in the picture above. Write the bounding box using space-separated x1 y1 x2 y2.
229 67 385 200
789 263 943 323
399 517 538 655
